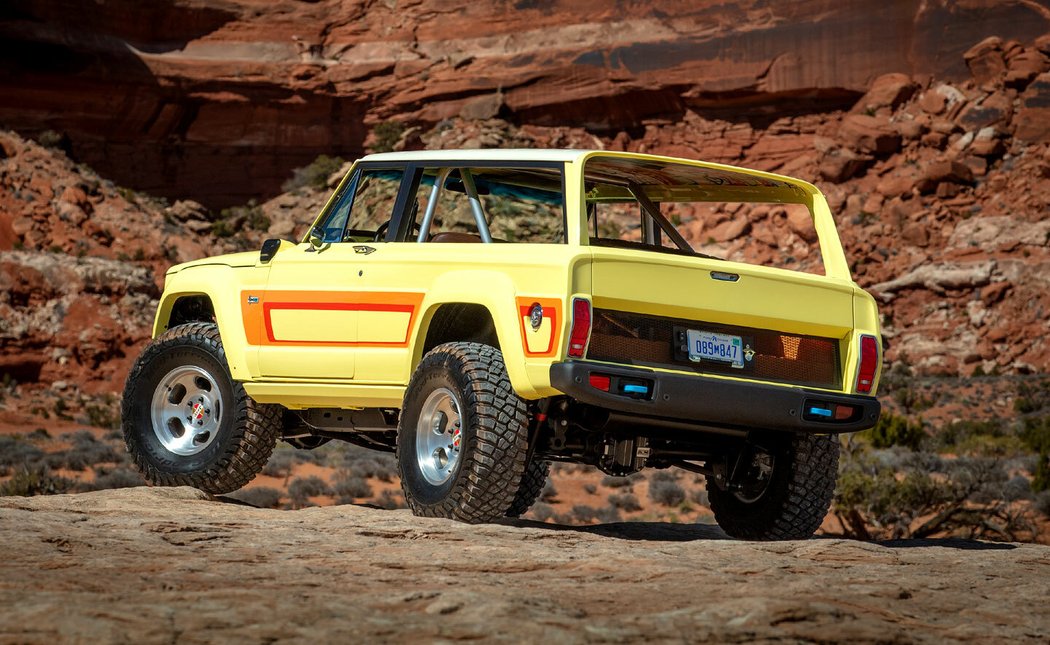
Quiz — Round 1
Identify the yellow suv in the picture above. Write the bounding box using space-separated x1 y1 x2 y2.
121 150 882 539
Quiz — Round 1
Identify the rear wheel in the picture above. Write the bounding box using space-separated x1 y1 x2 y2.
506 459 550 518
707 433 839 540
121 323 282 494
396 342 530 523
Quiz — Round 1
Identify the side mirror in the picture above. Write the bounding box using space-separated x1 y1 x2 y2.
260 238 283 263
308 228 329 252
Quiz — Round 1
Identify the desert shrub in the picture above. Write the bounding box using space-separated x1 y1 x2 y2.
48 431 120 470
339 447 397 482
834 444 1030 541
570 505 599 523
0 436 45 472
1 465 73 496
282 154 346 192
690 488 709 507
1014 379 1050 414
374 489 405 510
288 475 330 508
934 418 1023 456
289 475 330 498
600 475 633 488
595 506 622 523
865 413 926 450
608 492 642 512
1035 491 1050 517
1032 454 1050 493
583 483 597 494
333 475 373 502
529 502 554 522
539 478 558 502
649 480 686 507
370 121 405 153
212 201 269 237
262 450 296 478
85 466 142 491
649 469 680 483
1002 475 1033 502
1019 416 1050 453
231 487 283 509
84 395 121 430
879 362 933 413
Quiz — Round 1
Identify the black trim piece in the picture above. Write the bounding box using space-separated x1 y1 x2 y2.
388 164 421 242
550 361 880 434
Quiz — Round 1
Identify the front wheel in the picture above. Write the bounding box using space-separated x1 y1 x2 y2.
707 433 839 540
396 342 530 523
121 322 282 494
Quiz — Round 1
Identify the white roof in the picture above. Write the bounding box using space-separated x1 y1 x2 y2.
361 148 594 163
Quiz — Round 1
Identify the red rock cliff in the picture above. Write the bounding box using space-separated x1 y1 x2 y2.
2 0 1048 206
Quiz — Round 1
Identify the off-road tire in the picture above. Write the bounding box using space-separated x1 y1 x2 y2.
396 342 529 523
121 322 282 494
506 458 551 518
707 433 839 540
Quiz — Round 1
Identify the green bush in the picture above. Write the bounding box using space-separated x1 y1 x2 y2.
370 121 405 153
1 465 73 496
333 475 372 502
935 418 1022 457
1032 453 1050 493
648 480 686 507
231 487 283 509
85 394 121 430
608 492 642 511
834 444 1026 541
282 155 346 192
1014 379 1050 414
865 413 926 450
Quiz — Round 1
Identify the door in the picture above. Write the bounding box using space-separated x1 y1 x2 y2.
257 166 415 380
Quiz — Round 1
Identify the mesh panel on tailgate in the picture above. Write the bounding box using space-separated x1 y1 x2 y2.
588 308 842 389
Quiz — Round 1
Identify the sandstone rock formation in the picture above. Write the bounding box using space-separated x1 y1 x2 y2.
2 0 1049 206
1 22 1049 392
1 486 1048 642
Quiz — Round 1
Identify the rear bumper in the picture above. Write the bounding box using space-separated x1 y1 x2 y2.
549 361 880 434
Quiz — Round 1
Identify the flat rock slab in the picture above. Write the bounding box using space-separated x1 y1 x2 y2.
1 487 1048 643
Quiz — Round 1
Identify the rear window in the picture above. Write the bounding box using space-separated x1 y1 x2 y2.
584 156 824 275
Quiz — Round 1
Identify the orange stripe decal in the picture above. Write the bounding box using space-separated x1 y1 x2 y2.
242 291 424 347
516 297 561 358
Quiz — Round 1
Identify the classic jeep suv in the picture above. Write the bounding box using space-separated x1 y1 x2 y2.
122 149 882 540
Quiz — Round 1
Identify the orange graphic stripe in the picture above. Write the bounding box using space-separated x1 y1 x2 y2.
516 297 561 358
242 291 424 347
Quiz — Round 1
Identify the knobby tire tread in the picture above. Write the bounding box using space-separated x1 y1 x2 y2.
397 342 530 523
707 433 839 541
121 322 282 494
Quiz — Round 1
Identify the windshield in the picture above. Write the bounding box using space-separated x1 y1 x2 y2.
583 156 824 275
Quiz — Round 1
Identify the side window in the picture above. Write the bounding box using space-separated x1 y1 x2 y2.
410 167 565 243
315 168 404 243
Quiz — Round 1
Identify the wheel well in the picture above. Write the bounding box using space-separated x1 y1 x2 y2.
421 303 499 355
168 295 216 328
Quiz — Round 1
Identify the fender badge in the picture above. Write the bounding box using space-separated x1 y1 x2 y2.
247 295 259 304
529 302 544 331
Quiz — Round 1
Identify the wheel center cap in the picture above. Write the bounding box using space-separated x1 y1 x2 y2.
191 402 207 422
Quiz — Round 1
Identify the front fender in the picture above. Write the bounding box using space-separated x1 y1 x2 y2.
154 264 269 382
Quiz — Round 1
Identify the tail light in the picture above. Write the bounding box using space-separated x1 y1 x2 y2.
855 334 879 394
567 297 591 358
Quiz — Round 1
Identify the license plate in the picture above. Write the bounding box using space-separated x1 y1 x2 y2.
687 330 745 368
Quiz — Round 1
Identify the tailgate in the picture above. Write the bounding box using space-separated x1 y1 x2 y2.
587 248 855 391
